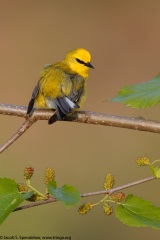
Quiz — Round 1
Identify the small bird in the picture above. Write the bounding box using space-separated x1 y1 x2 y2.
27 48 94 124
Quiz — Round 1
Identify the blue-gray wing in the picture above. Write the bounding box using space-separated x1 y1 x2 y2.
27 82 40 114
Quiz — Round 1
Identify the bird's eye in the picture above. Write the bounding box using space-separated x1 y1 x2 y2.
76 58 85 65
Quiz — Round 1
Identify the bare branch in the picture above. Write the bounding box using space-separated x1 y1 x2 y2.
1 103 160 133
1 103 160 153
0 119 34 153
14 197 57 212
13 176 155 212
81 176 155 197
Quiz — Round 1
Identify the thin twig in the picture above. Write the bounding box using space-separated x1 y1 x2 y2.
13 176 155 212
0 119 34 153
14 197 57 212
81 176 155 197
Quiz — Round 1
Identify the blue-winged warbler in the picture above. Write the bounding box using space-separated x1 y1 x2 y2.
27 48 94 124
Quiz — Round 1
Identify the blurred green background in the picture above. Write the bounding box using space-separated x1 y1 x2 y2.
1 0 160 239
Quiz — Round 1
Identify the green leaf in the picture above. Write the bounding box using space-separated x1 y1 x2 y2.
21 191 34 200
150 165 160 178
48 181 81 207
49 179 57 188
110 74 160 108
116 194 160 228
150 164 157 177
0 178 27 224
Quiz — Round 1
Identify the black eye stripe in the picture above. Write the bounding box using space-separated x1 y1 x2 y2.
76 58 85 65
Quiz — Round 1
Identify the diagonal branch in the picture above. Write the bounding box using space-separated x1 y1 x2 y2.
13 176 155 212
0 119 34 153
1 103 160 153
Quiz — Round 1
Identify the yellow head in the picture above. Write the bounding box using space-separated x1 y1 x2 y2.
64 48 94 78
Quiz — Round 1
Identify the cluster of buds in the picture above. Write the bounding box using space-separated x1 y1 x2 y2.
136 157 150 166
103 204 113 215
17 183 28 192
78 203 92 215
110 192 125 203
24 166 34 180
44 167 55 184
103 174 115 190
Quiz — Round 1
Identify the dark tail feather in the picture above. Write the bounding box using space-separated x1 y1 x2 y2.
48 114 58 124
48 97 79 125
54 98 72 114
48 104 66 124
27 82 39 114
27 98 35 114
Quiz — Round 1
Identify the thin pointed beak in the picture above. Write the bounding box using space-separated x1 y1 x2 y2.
85 62 95 69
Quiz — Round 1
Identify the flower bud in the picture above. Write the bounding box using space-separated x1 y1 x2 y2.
136 157 150 166
24 166 34 179
17 183 28 192
78 203 92 215
103 174 115 190
44 167 55 184
103 204 113 215
110 192 125 202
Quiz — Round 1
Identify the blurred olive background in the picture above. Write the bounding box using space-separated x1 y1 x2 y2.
1 0 160 239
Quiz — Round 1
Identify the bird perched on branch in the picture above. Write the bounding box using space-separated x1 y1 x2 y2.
27 48 94 124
